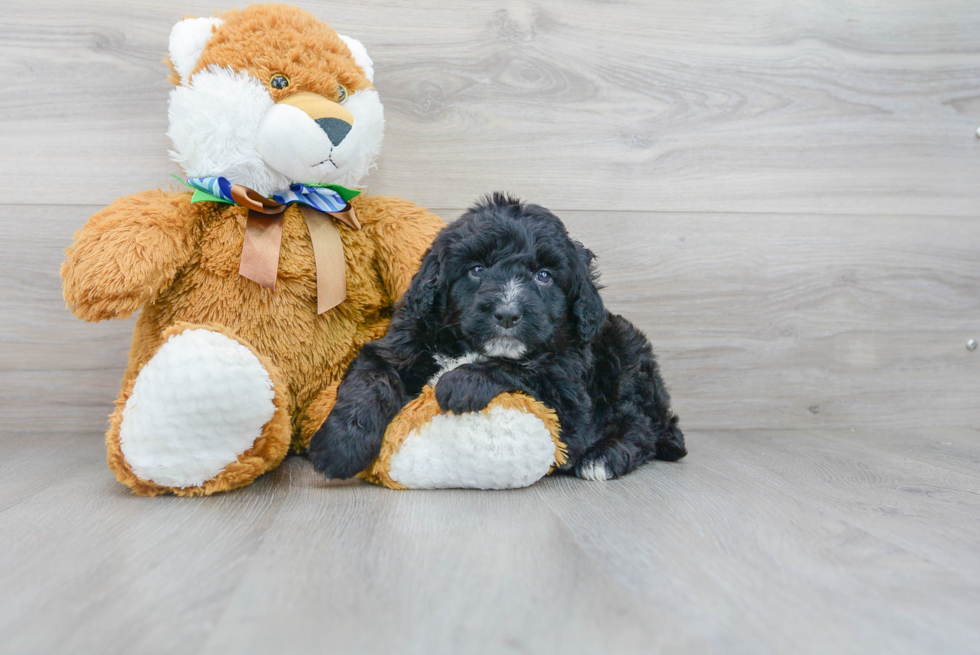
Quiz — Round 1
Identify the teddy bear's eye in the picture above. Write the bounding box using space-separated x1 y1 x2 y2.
336 84 348 103
270 74 290 90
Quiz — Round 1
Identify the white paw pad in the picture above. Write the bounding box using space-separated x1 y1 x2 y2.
577 460 611 481
389 407 556 490
119 329 277 488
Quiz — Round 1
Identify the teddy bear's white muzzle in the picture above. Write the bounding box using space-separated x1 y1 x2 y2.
257 101 353 185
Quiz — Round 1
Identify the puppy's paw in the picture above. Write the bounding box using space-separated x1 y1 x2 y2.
306 427 333 473
575 458 613 481
434 367 500 414
655 423 687 461
307 417 378 480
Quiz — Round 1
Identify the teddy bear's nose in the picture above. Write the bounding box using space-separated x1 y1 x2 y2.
315 117 352 146
274 92 355 147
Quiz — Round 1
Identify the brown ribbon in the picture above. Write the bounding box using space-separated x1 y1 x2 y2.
233 184 360 314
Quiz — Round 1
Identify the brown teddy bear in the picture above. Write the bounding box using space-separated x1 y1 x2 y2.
61 4 565 495
61 4 444 495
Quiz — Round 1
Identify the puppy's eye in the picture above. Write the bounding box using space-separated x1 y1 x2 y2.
535 270 553 284
336 84 348 103
270 74 290 90
469 264 486 279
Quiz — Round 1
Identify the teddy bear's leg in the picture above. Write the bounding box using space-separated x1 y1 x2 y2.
297 380 340 453
363 388 566 490
106 323 291 497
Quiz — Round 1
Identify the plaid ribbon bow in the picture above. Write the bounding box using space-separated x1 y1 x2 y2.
184 176 359 213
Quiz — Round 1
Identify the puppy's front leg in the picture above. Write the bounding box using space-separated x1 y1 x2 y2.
434 362 528 414
309 342 415 479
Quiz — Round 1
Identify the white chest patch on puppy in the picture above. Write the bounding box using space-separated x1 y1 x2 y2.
483 337 527 359
428 352 486 386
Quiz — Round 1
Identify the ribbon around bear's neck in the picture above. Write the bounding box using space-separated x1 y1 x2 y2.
175 176 361 314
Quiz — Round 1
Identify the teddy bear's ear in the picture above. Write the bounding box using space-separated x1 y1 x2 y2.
337 35 375 83
169 17 225 84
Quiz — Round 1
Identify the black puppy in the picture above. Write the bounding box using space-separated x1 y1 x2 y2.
309 194 686 481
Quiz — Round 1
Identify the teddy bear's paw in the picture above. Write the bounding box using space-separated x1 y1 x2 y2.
118 328 280 490
387 405 558 490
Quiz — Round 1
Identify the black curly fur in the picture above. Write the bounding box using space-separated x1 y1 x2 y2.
308 193 686 480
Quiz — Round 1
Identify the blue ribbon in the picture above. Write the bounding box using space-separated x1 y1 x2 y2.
178 175 357 213
271 183 348 213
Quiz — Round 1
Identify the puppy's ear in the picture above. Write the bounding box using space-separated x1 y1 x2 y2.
400 247 443 321
571 242 605 343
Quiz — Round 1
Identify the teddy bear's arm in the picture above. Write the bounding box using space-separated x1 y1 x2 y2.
361 197 446 305
61 190 204 322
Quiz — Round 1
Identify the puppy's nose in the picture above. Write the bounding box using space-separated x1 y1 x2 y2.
494 306 522 329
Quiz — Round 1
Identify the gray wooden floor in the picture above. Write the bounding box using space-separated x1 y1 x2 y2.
2 429 979 654
2 0 980 653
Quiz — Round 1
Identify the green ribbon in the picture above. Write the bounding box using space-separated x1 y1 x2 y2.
169 173 361 205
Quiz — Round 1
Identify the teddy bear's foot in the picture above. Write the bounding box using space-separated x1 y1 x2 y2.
363 388 566 490
107 323 291 496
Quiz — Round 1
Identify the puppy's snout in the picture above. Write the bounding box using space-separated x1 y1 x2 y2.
493 305 523 329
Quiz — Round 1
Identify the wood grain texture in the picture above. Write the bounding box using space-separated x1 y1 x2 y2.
6 204 978 433
1 430 978 654
1 1 979 213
